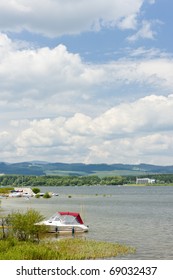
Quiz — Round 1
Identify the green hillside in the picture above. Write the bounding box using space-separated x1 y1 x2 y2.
0 161 173 176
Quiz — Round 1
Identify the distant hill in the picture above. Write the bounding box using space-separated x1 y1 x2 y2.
0 161 173 176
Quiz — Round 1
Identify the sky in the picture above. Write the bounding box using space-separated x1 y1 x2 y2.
0 0 173 165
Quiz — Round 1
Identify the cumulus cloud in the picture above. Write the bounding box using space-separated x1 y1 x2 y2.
1 33 173 147
6 95 172 164
0 40 84 94
92 95 173 136
1 34 173 111
104 56 173 91
0 0 145 36
1 32 173 164
0 34 104 102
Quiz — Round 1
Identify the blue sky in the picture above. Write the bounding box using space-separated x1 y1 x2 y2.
0 0 173 165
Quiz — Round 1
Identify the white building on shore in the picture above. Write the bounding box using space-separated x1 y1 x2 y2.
136 178 156 184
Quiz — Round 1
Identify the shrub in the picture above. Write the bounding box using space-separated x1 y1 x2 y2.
6 209 47 241
43 192 51 198
0 187 14 194
32 188 40 194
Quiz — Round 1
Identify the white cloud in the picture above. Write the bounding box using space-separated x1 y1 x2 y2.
1 33 173 164
128 20 156 41
0 0 144 36
65 113 92 135
128 47 170 59
0 131 10 143
92 95 173 136
6 94 172 164
1 35 173 100
0 35 104 101
0 131 14 160
118 14 138 30
104 57 173 91
1 35 173 127
0 1 172 166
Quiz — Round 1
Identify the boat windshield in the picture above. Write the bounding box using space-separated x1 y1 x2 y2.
48 213 61 222
48 213 81 225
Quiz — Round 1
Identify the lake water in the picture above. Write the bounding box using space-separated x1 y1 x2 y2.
1 185 173 259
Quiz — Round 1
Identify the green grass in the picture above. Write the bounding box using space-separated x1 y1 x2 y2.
0 187 14 194
125 183 173 187
93 170 150 177
45 170 88 176
45 169 150 177
0 238 135 260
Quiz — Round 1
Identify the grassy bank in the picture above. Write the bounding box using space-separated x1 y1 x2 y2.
0 238 135 260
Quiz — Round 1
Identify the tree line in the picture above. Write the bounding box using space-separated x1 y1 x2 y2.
0 174 173 187
0 174 124 186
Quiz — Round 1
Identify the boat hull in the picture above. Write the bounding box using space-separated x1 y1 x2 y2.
44 223 88 233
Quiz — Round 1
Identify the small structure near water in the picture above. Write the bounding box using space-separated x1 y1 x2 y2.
136 178 156 184
9 187 34 197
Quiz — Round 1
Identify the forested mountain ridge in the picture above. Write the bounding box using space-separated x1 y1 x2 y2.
0 161 173 176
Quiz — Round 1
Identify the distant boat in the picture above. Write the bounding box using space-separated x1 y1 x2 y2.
38 192 45 196
37 211 89 233
51 193 59 196
9 192 21 197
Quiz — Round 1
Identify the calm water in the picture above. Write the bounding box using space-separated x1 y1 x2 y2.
1 185 173 259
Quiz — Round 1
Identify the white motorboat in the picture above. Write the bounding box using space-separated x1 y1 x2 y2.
38 211 89 233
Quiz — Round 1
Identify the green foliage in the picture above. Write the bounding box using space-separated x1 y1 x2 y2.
0 174 125 186
43 192 51 198
0 187 14 194
1 173 173 187
6 209 47 241
0 239 61 260
0 238 135 260
32 187 40 194
100 176 123 185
